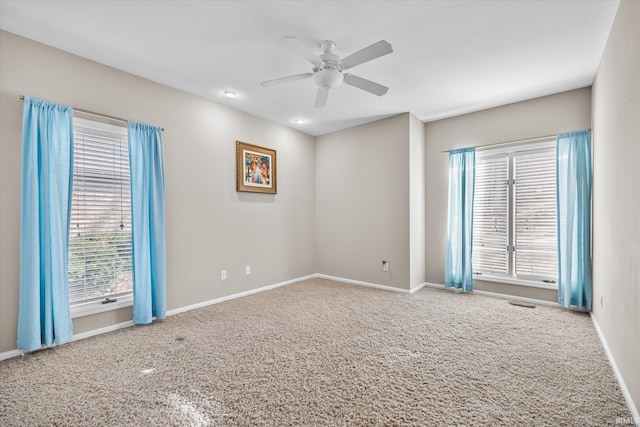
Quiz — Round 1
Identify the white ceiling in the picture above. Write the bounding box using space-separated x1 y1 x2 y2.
0 1 619 136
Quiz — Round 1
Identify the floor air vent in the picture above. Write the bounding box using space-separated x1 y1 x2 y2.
508 301 536 309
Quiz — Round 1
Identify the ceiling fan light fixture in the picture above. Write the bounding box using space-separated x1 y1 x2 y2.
312 69 343 89
224 90 236 98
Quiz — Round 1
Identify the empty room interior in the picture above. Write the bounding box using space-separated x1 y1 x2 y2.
0 1 638 425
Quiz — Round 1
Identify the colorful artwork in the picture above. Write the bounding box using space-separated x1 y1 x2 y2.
243 149 271 187
236 142 277 194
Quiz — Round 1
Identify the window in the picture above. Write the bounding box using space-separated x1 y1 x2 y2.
472 140 558 287
68 116 132 308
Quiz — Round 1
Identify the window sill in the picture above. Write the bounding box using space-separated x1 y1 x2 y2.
473 275 557 290
70 294 133 319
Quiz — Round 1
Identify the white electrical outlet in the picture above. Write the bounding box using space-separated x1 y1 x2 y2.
221 270 227 280
245 265 251 275
383 261 389 272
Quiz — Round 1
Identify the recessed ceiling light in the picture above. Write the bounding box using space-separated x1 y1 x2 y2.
224 90 236 98
293 118 305 124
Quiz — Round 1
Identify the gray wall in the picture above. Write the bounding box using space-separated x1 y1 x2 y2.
315 113 412 290
424 87 592 301
0 31 316 353
592 0 640 411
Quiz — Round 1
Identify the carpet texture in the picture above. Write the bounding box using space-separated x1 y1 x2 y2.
0 279 632 426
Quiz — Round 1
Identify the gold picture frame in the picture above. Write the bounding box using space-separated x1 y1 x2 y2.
236 141 277 194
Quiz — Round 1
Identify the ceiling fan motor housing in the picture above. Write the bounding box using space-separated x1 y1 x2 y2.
313 47 343 88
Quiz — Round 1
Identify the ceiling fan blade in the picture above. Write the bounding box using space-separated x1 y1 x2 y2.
281 36 324 67
314 88 329 108
343 74 389 96
260 73 313 87
340 40 393 70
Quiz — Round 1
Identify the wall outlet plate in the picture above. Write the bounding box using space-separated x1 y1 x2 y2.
221 270 227 280
245 265 251 275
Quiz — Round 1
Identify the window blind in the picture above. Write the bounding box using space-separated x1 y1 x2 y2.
68 118 132 304
472 154 509 275
472 142 558 285
513 148 558 281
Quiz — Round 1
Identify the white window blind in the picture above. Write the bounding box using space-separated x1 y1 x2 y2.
473 154 509 275
472 141 558 286
514 148 558 281
68 117 132 304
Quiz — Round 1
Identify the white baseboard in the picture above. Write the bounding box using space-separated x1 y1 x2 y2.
0 349 25 361
591 314 639 425
0 274 315 361
0 319 135 361
473 289 561 308
313 273 410 293
166 274 315 317
410 282 427 294
422 282 560 308
73 320 135 341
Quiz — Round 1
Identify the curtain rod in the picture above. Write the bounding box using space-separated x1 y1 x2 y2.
441 134 557 153
19 95 164 132
441 129 592 154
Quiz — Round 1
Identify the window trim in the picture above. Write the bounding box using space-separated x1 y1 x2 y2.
474 138 558 288
475 138 556 157
70 294 133 319
473 273 558 290
68 115 133 313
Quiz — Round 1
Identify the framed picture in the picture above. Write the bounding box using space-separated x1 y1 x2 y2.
236 141 277 194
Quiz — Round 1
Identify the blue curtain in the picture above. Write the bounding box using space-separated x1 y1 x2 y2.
557 130 592 310
128 122 166 324
445 148 475 292
17 97 74 351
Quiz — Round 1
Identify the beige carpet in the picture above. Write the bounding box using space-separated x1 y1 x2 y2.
0 278 632 426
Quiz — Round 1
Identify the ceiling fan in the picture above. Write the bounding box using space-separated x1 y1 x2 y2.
260 37 393 108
